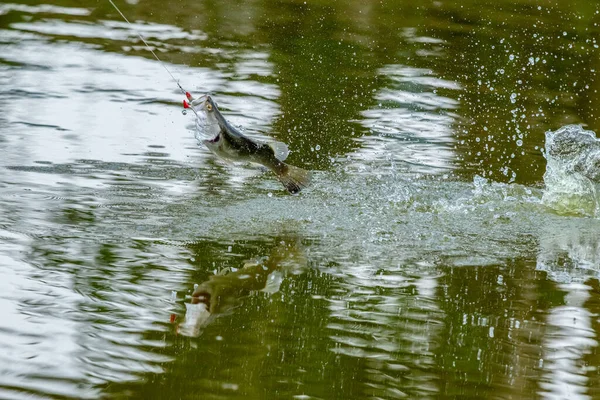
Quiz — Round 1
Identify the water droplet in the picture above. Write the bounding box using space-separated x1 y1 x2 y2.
315 144 321 151
181 109 187 115
267 192 273 198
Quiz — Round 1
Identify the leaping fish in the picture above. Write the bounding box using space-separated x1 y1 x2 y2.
108 0 310 193
184 93 311 194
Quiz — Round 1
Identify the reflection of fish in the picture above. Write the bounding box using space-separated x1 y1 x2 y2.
177 302 212 338
176 239 305 337
184 94 311 194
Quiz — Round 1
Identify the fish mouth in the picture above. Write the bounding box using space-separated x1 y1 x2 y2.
192 291 211 309
192 292 210 306
205 134 220 144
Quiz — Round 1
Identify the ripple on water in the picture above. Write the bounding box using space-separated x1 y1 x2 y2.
357 64 460 174
324 268 442 398
0 4 91 16
2 1 600 398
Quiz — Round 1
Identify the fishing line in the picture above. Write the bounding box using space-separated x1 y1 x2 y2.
108 0 186 95
106 3 211 123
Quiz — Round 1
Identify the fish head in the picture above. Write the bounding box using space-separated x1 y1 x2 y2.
192 94 219 122
192 94 218 113
189 94 221 140
176 302 212 337
176 287 213 337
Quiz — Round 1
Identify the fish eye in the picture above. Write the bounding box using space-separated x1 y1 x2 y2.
206 103 213 111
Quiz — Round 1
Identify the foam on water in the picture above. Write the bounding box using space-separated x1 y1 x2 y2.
543 125 600 217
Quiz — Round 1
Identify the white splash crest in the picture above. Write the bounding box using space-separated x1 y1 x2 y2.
542 125 600 217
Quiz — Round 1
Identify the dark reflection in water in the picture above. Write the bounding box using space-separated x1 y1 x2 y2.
101 253 600 400
1 0 600 399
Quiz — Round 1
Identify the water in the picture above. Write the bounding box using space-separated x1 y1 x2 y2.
543 125 600 216
1 1 600 398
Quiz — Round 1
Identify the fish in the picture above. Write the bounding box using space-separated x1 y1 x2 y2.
184 94 311 194
176 238 306 337
177 260 274 337
106 2 309 193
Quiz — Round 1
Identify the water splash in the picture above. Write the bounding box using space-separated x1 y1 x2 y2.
542 125 600 217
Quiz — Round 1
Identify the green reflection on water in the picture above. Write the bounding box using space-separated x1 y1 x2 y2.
83 0 600 181
2 0 600 399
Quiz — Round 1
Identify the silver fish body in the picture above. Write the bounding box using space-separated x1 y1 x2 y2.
191 95 310 194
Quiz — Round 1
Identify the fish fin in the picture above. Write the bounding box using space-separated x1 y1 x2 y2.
268 141 290 162
277 164 311 194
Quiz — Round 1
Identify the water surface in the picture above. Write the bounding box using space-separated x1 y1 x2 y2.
1 1 600 399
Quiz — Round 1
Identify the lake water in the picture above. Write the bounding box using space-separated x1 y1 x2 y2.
1 0 600 398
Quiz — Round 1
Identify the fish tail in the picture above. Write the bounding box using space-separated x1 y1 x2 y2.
277 163 311 194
